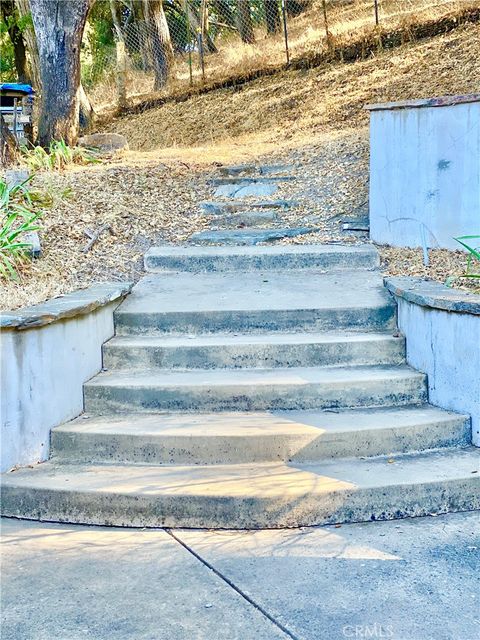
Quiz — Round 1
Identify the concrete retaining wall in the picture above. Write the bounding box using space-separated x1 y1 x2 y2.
1 283 131 472
367 95 480 250
386 278 480 446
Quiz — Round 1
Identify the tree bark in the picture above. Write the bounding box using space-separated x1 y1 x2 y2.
213 0 236 28
1 0 30 83
143 0 173 90
1 114 19 167
15 0 42 91
236 0 255 44
28 0 93 146
264 0 281 35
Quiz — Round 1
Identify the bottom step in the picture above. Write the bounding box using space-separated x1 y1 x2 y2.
2 448 478 529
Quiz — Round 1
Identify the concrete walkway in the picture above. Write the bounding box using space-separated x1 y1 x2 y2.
2 513 478 640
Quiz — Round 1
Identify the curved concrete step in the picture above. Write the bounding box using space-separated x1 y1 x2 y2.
103 331 405 370
51 406 471 465
84 365 427 414
144 244 379 273
2 448 478 528
115 270 395 335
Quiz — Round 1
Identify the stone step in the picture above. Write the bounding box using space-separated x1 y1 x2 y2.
51 406 471 465
218 163 294 177
103 331 406 370
2 448 478 528
200 199 296 214
210 176 296 186
189 227 319 245
144 244 379 273
114 269 395 335
83 365 427 414
210 210 279 228
214 182 279 198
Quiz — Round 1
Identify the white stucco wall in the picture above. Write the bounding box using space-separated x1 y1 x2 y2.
0 302 118 472
368 97 480 250
396 299 480 446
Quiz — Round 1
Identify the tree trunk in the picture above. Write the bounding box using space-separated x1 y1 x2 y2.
1 114 19 167
264 0 281 35
28 0 93 146
236 0 255 44
79 84 96 131
15 0 42 91
143 0 173 90
213 0 236 28
1 0 30 83
185 1 217 54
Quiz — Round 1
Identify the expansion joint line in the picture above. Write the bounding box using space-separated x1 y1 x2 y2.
165 528 301 640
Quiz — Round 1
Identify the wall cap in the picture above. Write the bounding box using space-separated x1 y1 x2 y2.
384 277 480 315
1 282 133 330
365 93 480 112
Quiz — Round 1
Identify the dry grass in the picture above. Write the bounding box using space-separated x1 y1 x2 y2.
0 159 213 310
87 0 475 112
105 21 480 152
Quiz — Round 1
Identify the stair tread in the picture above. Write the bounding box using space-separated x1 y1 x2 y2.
106 330 402 348
4 448 479 497
86 364 424 389
116 269 393 315
145 243 377 258
57 405 468 437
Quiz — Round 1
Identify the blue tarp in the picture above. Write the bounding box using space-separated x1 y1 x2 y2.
0 83 35 95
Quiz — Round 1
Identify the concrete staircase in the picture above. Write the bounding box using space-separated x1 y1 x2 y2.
2 243 478 529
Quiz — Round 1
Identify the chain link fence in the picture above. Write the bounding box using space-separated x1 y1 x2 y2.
81 0 470 110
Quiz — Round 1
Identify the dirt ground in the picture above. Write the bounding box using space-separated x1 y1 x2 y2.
2 22 479 310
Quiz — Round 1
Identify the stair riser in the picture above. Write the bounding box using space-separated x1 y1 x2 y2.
115 306 396 336
103 338 406 370
144 251 379 272
84 376 427 414
51 418 471 465
2 477 477 529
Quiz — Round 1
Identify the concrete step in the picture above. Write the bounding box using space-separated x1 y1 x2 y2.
115 269 395 335
144 244 379 273
218 163 294 177
188 227 319 245
83 365 427 414
200 199 296 214
51 406 471 465
103 331 406 370
2 448 478 528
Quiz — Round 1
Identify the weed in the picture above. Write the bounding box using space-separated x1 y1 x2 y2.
21 139 100 172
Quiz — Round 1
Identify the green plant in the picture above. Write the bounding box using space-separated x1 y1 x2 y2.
455 235 480 279
0 178 41 279
21 139 100 171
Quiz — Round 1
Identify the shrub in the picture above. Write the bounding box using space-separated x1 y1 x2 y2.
0 178 41 279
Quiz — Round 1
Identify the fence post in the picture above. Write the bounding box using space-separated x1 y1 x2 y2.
374 0 379 26
321 0 330 38
184 1 194 86
281 0 290 65
115 39 127 110
197 30 205 82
